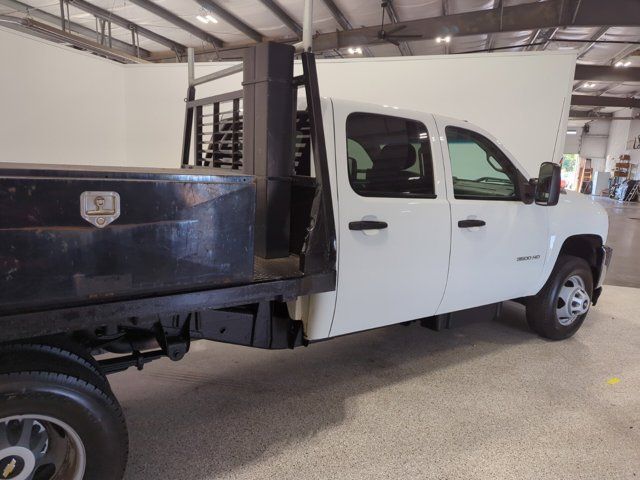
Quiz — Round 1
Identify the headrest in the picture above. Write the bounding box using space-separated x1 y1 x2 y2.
373 144 416 172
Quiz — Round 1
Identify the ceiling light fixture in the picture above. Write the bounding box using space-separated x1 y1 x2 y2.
566 130 578 135
436 35 451 43
615 60 632 67
196 14 218 24
583 82 595 88
348 47 363 54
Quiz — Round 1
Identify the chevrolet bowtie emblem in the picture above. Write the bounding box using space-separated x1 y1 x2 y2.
2 458 16 479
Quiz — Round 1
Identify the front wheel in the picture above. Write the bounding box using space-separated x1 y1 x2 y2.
526 255 594 340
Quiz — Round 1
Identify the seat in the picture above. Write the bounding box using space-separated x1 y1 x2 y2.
365 144 416 192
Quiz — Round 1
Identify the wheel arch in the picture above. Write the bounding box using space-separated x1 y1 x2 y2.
558 234 604 279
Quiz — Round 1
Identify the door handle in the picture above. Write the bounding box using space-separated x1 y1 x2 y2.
458 219 486 228
349 220 388 230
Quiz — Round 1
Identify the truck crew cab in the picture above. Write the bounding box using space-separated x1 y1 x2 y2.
0 43 611 479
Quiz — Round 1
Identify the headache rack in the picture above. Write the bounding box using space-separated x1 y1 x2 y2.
189 90 244 169
181 42 336 273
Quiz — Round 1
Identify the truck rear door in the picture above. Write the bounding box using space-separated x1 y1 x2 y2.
434 117 549 313
329 103 451 337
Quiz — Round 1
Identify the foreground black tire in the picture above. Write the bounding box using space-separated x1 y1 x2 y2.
526 255 594 340
0 346 128 479
0 339 109 392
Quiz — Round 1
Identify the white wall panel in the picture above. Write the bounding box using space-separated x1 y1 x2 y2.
0 27 127 166
123 63 241 168
1 27 576 179
124 52 576 175
581 136 608 158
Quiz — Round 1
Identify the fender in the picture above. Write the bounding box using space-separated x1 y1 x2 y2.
535 190 609 296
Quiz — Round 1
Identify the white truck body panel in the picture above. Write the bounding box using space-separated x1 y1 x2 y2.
303 97 608 341
541 192 609 288
284 52 581 341
329 101 451 337
433 115 550 313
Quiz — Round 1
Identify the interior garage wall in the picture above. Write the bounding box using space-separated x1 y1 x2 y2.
580 119 610 172
0 27 575 177
125 52 576 176
606 108 640 178
124 63 240 169
0 27 127 166
315 53 574 178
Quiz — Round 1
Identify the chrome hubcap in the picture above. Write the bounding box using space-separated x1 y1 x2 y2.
0 416 85 480
556 274 590 326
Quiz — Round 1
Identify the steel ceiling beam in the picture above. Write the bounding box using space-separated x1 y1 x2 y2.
441 0 449 15
575 64 640 82
577 25 609 59
569 110 639 120
440 0 449 54
524 28 543 51
0 16 149 63
536 27 558 51
0 0 149 56
256 0 301 38
608 43 640 65
194 0 262 42
127 0 223 47
484 0 503 52
321 0 373 57
576 33 639 114
384 0 412 56
322 0 351 31
572 94 640 108
66 0 185 54
569 110 613 119
312 0 640 52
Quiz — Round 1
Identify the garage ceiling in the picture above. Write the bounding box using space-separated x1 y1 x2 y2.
0 0 639 118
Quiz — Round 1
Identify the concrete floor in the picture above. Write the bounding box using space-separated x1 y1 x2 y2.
111 196 640 480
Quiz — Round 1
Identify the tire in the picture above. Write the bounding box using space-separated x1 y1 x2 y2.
526 255 594 340
0 346 128 480
0 340 109 392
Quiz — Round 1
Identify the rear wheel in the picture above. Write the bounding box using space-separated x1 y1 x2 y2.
526 255 594 340
0 412 85 480
0 344 128 480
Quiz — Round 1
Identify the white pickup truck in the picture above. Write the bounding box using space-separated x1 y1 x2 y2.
309 98 611 342
0 43 611 479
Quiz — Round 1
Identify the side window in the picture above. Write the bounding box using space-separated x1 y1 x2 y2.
346 113 435 198
446 126 518 200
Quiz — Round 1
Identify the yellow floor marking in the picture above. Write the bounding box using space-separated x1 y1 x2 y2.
607 377 621 385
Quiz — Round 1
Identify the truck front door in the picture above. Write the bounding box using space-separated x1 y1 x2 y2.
435 119 549 313
329 105 451 337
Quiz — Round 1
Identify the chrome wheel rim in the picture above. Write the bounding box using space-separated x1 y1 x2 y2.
556 274 590 326
0 415 85 480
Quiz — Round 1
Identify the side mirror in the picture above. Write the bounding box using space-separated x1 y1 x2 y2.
535 162 561 206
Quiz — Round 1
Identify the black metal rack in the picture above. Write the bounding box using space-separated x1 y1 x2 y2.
194 94 243 169
181 42 336 272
